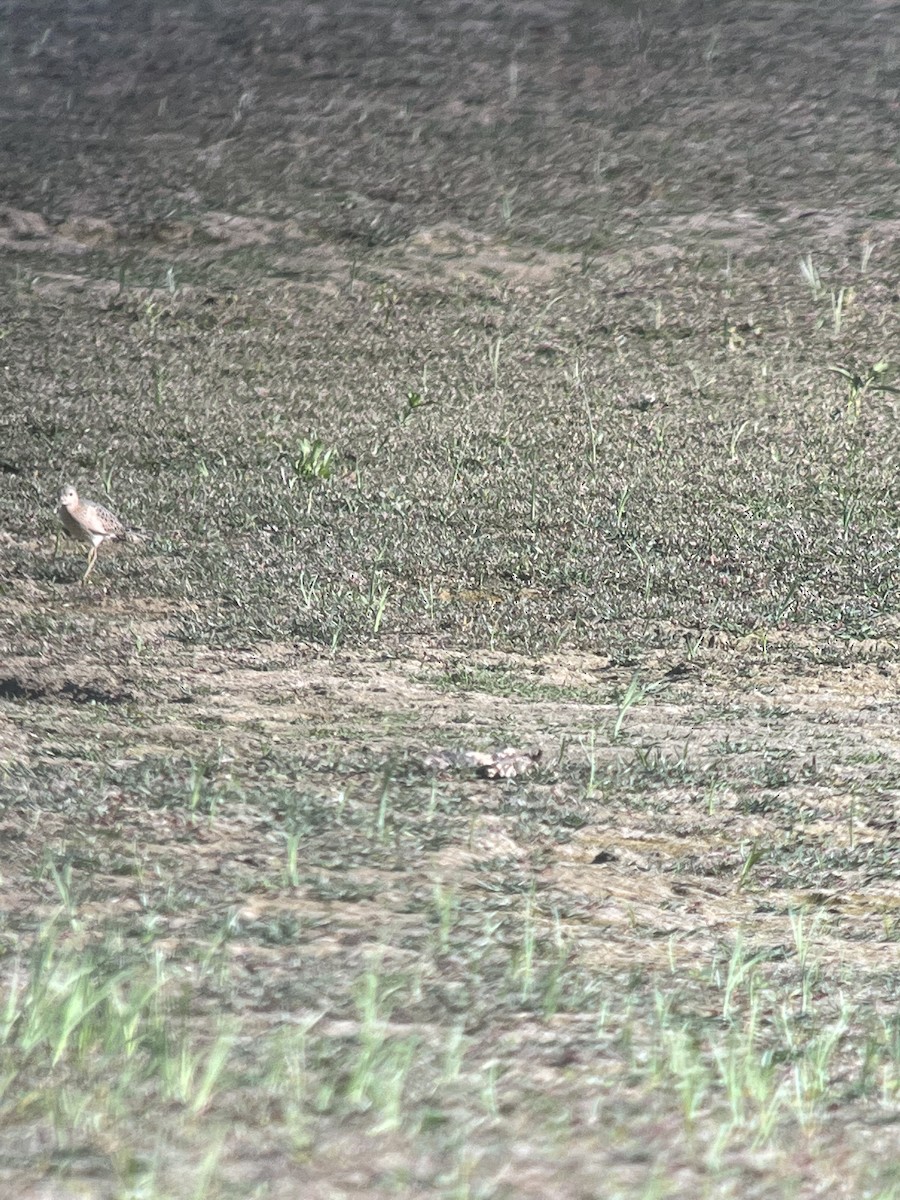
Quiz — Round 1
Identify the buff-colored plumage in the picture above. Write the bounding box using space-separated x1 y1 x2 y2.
56 484 147 582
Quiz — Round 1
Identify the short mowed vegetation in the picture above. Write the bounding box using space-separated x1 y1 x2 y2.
2 1 900 1197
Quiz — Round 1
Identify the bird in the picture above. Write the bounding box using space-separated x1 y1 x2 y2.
55 484 148 582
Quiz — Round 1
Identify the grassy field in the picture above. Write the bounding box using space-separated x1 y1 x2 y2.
2 1 900 1196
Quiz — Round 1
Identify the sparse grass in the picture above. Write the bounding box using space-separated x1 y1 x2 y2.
3 719 900 1194
11 278 900 653
422 663 604 705
2 765 900 1198
3 0 900 1195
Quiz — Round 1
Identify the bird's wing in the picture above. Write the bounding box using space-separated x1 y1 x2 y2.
85 502 126 537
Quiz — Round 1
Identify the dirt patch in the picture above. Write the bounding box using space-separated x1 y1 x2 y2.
5 607 900 944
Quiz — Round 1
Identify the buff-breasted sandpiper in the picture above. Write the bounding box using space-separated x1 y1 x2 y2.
56 484 148 582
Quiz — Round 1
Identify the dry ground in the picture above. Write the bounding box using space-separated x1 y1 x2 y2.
2 1 900 1197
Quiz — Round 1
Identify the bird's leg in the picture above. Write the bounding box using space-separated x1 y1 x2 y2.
52 532 61 559
82 545 98 583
